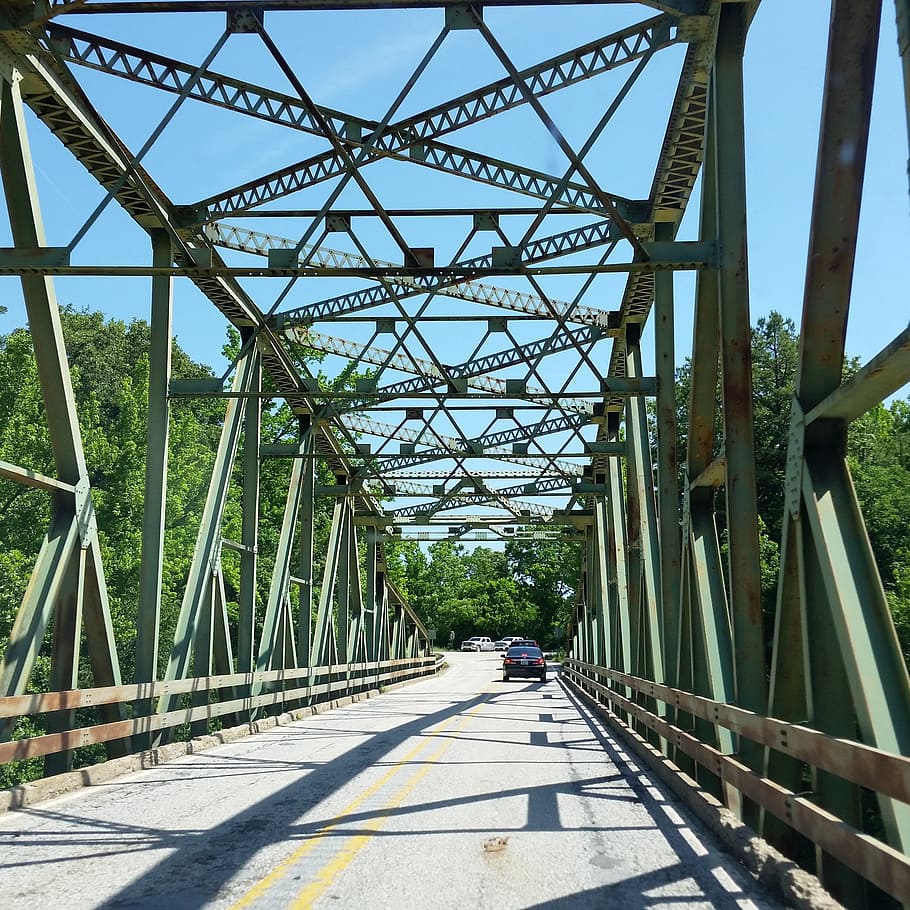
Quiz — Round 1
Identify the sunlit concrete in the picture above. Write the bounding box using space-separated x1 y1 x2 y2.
0 654 784 909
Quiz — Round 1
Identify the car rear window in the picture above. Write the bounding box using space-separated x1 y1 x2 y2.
506 646 543 658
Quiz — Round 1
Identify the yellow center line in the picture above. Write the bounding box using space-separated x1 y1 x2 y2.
229 690 490 910
289 716 473 909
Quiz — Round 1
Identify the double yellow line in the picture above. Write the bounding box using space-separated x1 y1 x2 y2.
230 694 487 910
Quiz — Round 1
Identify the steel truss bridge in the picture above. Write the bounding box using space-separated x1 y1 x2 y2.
1 0 909 907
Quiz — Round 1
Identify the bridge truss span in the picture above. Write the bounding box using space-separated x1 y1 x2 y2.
1 1 910 908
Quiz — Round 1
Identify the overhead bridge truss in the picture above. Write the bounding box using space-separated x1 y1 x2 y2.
1 1 910 907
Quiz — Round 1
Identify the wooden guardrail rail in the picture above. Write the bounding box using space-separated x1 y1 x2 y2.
0 656 438 767
563 658 910 905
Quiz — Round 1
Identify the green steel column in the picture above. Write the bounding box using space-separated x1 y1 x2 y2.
714 4 767 741
593 500 612 674
311 499 346 668
581 538 594 670
378 575 390 661
590 522 604 670
654 220 681 690
347 523 364 665
681 75 737 789
0 76 123 743
45 547 86 774
159 351 257 717
336 498 351 666
237 332 261 677
258 426 313 681
135 229 173 743
297 420 315 668
624 323 665 690
365 530 378 663
895 0 910 198
391 604 403 660
190 573 215 738
797 0 910 876
606 432 633 707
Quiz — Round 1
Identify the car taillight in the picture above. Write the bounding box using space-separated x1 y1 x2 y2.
535 658 544 665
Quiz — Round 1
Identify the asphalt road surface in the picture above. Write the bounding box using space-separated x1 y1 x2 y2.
0 653 786 909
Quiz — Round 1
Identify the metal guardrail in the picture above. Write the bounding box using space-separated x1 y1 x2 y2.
563 658 910 906
0 657 438 768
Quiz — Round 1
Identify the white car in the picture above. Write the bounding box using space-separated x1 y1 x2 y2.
461 636 494 652
494 636 524 651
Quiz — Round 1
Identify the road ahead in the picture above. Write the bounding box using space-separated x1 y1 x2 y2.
0 653 784 909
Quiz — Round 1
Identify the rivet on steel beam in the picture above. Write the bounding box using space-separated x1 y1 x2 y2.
473 211 499 231
267 248 295 269
492 245 522 269
445 3 483 30
406 247 435 268
325 213 352 233
226 7 264 33
785 397 806 521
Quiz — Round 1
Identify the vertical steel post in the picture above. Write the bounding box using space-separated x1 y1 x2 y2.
135 229 173 745
237 332 261 677
365 530 378 663
714 4 767 744
190 569 214 737
680 72 737 796
592 499 612 674
606 429 633 709
624 323 665 692
311 499 345 668
0 76 124 762
257 425 312 683
894 0 910 200
654 219 681 690
158 351 256 718
336 498 351 666
297 420 315 668
585 523 601 666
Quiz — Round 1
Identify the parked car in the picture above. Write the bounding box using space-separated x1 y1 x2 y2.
502 645 547 682
511 639 539 648
461 636 494 652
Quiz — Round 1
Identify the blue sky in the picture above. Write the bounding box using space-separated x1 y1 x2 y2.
1 0 906 392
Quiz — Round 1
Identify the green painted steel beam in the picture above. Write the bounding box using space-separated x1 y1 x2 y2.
714 4 766 734
136 231 173 696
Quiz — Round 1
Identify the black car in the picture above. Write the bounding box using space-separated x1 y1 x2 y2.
502 645 547 682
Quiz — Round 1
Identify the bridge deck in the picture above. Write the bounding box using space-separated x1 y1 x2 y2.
1 655 784 910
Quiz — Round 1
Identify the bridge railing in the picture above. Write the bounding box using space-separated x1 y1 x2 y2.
564 659 910 906
0 656 438 774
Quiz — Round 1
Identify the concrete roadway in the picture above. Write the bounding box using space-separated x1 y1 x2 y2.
0 653 786 910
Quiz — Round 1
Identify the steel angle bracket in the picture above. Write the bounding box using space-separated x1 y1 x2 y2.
446 3 483 29
785 396 805 522
73 475 97 548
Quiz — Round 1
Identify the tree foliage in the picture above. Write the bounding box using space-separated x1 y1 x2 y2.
384 537 578 648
